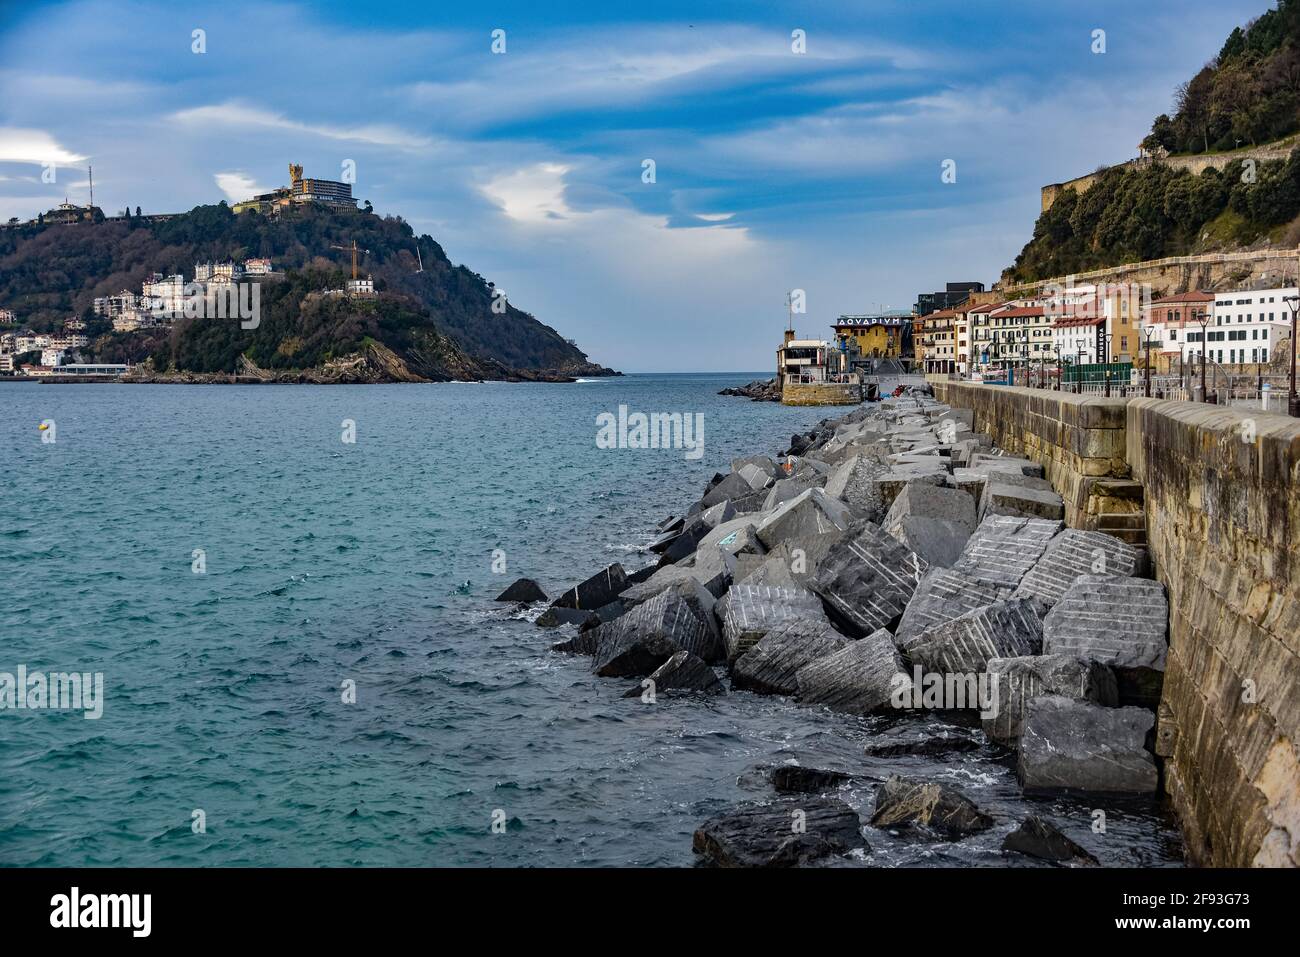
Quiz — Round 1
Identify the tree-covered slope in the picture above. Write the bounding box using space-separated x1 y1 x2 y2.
0 202 614 378
1006 149 1300 284
1143 0 1300 155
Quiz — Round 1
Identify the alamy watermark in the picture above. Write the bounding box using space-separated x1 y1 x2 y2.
0 666 104 719
596 404 704 460
153 282 260 329
891 667 1000 719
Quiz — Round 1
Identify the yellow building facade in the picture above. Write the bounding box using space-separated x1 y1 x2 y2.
831 316 907 359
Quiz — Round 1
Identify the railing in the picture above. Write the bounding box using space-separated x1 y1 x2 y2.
791 373 858 385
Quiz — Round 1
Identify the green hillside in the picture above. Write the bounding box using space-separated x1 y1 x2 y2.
0 202 614 380
1143 0 1300 155
1006 148 1300 284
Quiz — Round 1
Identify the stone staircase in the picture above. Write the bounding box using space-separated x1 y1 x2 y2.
1091 477 1150 572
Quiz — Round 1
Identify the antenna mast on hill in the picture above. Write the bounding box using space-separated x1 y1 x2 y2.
415 245 424 273
88 166 94 210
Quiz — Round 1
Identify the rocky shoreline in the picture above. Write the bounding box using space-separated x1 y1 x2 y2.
116 342 621 385
497 387 1172 867
717 377 781 401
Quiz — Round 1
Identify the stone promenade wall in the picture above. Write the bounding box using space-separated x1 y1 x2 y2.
1127 399 1300 867
931 382 1133 529
932 380 1300 866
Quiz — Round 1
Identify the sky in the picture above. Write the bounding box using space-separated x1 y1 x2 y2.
0 0 1274 372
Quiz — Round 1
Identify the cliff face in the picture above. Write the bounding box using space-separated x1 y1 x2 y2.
0 202 618 380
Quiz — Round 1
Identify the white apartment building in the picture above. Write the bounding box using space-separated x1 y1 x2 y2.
244 258 274 275
93 290 139 317
41 347 66 367
195 261 243 282
15 332 51 352
142 273 186 318
1193 286 1296 367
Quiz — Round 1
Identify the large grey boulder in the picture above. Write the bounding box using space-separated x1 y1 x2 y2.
690 517 764 582
884 481 977 531
771 765 852 794
795 628 909 715
735 530 842 591
893 567 1011 648
692 798 868 867
718 583 829 663
811 520 929 637
701 472 753 509
1042 576 1168 706
870 775 993 837
731 619 851 696
591 586 724 675
733 453 780 482
762 476 817 512
1017 695 1158 794
823 454 890 520
904 598 1045 676
979 481 1066 522
494 577 548 603
968 453 1044 478
953 515 1062 590
1013 529 1138 608
1002 815 1098 865
536 606 600 629
755 488 853 550
623 650 724 697
659 501 737 565
620 564 710 607
982 654 1118 745
882 481 977 568
550 562 629 611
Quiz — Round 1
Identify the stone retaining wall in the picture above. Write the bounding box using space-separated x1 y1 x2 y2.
782 381 861 406
931 382 1133 529
933 380 1300 867
1127 399 1300 867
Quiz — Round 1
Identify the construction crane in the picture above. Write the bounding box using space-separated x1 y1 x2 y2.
329 240 370 281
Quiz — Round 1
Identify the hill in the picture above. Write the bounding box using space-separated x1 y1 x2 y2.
1143 0 1300 155
0 202 617 381
1005 146 1300 284
1005 1 1300 285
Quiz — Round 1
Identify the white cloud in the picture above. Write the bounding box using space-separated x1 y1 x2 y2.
170 102 436 151
214 171 271 202
0 128 88 166
479 163 574 224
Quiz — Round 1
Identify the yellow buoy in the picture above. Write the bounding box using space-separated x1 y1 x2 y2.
38 422 48 431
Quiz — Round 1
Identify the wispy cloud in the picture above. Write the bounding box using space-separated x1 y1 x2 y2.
170 101 436 151
0 127 88 166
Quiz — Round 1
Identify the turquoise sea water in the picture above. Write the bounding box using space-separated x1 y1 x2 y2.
0 374 1183 866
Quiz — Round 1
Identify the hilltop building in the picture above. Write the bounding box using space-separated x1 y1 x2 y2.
233 163 358 215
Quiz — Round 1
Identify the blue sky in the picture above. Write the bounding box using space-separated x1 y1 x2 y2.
0 0 1272 371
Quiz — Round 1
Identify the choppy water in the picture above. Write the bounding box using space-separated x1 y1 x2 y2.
0 374 1183 866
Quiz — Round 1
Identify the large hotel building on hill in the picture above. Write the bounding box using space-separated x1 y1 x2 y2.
233 163 358 215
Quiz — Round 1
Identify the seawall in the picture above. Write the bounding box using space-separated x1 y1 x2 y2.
933 380 1300 867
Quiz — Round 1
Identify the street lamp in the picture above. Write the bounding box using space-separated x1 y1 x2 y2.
1194 308 1211 403
1142 324 1157 398
1285 294 1299 417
